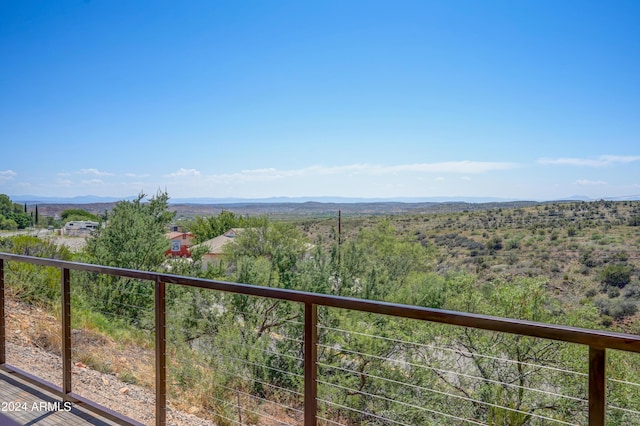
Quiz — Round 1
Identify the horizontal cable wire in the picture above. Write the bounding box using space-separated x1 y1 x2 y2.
317 348 586 403
269 335 304 345
72 289 153 306
224 313 304 331
227 306 301 317
74 282 154 298
318 381 575 425
249 345 303 363
217 353 304 379
225 371 304 398
316 415 346 426
321 378 477 419
209 411 242 426
73 306 153 322
608 405 640 417
608 377 640 388
317 399 414 426
78 295 154 313
318 363 584 424
195 323 303 345
240 408 295 426
207 394 295 426
319 325 587 378
281 319 305 327
72 309 153 325
72 308 154 328
217 383 303 415
319 397 487 426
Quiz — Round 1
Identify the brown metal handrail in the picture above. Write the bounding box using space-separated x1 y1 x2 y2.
1 252 640 425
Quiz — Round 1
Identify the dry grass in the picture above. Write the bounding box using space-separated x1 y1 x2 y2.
5 295 302 425
5 296 154 387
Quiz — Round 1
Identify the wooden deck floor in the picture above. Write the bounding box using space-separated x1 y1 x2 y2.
0 370 121 425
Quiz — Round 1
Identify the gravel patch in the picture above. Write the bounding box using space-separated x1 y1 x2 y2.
6 342 216 426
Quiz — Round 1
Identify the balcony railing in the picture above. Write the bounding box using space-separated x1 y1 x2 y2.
1 252 640 425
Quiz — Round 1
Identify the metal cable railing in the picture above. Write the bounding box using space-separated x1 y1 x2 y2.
2 253 640 425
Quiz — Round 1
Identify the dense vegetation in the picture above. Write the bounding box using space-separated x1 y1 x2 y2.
60 208 100 224
1 194 640 424
0 194 33 230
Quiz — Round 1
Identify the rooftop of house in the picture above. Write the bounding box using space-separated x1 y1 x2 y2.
193 228 244 254
165 231 194 240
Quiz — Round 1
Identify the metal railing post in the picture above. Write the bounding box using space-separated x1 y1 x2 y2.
304 302 318 426
61 267 72 397
589 346 606 425
0 259 5 365
155 278 167 426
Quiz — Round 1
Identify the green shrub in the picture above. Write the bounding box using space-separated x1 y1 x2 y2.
622 282 640 300
486 236 503 251
599 264 633 288
610 300 637 320
595 297 638 320
0 235 71 307
505 238 519 250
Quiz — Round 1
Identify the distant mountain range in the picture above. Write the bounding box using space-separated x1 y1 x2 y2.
8 194 615 204
8 194 639 220
9 195 136 204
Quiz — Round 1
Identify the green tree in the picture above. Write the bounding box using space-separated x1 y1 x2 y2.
0 195 32 229
0 217 18 230
85 191 174 270
225 220 307 289
431 277 592 425
9 211 32 229
599 264 633 289
0 235 71 306
190 209 262 243
0 194 12 217
329 219 434 300
60 208 100 224
82 191 175 323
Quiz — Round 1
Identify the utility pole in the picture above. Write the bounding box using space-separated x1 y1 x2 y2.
338 210 341 245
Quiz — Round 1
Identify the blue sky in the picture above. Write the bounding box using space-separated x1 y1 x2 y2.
1 1 639 201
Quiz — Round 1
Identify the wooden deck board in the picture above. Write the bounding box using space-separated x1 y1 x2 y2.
0 370 121 425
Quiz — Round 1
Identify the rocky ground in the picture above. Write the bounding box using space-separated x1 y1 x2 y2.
4 299 216 426
49 235 87 253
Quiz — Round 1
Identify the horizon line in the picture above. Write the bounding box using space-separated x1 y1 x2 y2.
7 194 640 205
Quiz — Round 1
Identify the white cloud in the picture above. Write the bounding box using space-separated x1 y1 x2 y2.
78 168 114 176
599 155 640 164
240 168 278 174
460 176 472 181
213 161 517 181
56 179 73 187
435 177 445 181
82 179 104 185
125 173 150 178
539 155 640 167
0 170 16 182
382 161 518 174
576 179 607 186
168 168 201 177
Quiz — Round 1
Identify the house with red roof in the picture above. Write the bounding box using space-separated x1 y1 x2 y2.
165 230 195 258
